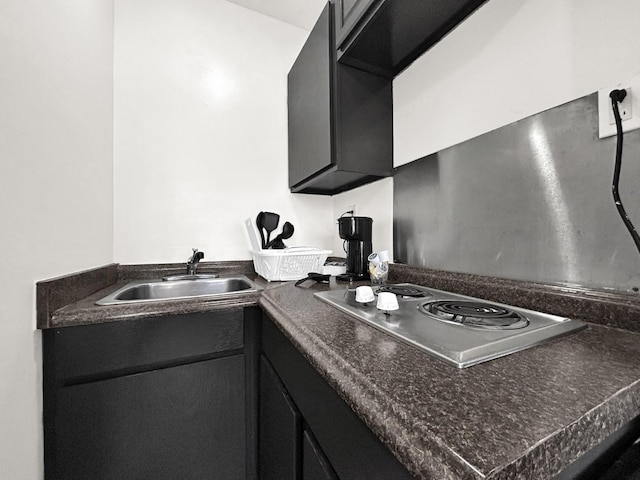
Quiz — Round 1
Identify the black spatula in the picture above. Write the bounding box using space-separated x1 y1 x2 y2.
261 212 280 247
256 212 266 249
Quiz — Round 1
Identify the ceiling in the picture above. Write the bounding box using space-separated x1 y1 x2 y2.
224 0 327 31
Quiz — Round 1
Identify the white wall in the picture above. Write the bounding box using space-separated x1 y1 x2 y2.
346 0 640 262
332 178 394 258
7 1 640 475
113 0 334 264
394 0 640 166
0 1 114 478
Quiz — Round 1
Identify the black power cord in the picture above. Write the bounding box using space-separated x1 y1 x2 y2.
610 88 640 256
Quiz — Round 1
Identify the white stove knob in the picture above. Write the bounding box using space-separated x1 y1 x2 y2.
376 292 399 312
355 286 375 303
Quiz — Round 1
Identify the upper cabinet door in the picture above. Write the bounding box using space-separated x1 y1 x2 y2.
288 2 393 195
288 3 334 189
337 0 489 77
334 0 380 51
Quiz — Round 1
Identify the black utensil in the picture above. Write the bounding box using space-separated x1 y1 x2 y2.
262 212 280 247
256 212 266 249
295 272 330 287
266 221 294 249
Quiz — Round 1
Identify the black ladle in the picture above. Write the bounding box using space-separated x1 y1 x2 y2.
266 221 294 249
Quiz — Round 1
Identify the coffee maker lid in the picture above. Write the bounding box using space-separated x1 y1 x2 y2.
337 216 373 241
337 215 373 222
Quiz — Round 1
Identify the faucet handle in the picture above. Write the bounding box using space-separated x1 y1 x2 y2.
188 248 204 263
186 248 205 275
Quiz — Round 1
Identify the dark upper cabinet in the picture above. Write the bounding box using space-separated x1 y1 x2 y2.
334 0 378 51
336 0 489 77
288 2 393 195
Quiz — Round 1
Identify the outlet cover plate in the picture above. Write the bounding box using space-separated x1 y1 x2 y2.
598 74 640 138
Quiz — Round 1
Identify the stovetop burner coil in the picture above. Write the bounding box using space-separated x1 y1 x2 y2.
375 285 430 297
418 300 530 330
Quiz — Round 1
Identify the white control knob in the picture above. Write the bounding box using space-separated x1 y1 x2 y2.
355 286 375 303
376 292 399 312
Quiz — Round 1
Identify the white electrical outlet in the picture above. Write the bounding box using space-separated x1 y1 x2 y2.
598 74 640 138
608 87 632 125
348 204 356 215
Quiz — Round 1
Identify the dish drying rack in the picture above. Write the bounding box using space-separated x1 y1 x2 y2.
245 218 331 281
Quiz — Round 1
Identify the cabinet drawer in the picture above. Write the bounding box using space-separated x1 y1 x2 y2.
48 310 244 381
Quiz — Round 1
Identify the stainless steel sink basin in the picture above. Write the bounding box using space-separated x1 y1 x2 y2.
95 275 260 305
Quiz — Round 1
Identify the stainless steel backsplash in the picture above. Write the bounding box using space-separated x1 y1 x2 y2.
394 93 640 292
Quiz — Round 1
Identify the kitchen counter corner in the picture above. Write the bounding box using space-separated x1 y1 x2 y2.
37 261 267 328
258 279 640 480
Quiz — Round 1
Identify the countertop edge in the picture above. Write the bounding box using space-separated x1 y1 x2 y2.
37 261 260 329
488 378 640 479
39 262 640 331
49 294 261 328
258 286 640 480
259 293 486 480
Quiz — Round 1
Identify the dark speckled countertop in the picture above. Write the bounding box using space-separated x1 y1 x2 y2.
38 262 640 479
36 261 270 328
258 273 640 480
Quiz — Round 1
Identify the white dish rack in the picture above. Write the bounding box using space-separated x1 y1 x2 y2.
245 218 331 282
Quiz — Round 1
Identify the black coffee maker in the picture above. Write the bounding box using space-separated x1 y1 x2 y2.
337 216 373 281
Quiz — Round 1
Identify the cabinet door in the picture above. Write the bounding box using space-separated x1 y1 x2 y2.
288 2 334 189
303 429 339 480
259 356 301 480
262 315 416 480
338 0 488 76
334 0 379 50
55 356 246 480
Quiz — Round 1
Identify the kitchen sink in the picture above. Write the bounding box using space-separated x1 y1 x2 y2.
95 275 260 305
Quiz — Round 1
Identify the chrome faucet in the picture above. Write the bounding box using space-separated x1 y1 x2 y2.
187 248 204 275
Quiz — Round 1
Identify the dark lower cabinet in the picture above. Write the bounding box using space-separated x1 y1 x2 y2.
43 309 256 480
260 313 416 480
260 354 339 480
259 356 301 480
43 307 415 480
56 356 245 480
303 429 339 480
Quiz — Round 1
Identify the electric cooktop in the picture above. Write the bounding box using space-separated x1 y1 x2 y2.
314 284 587 368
